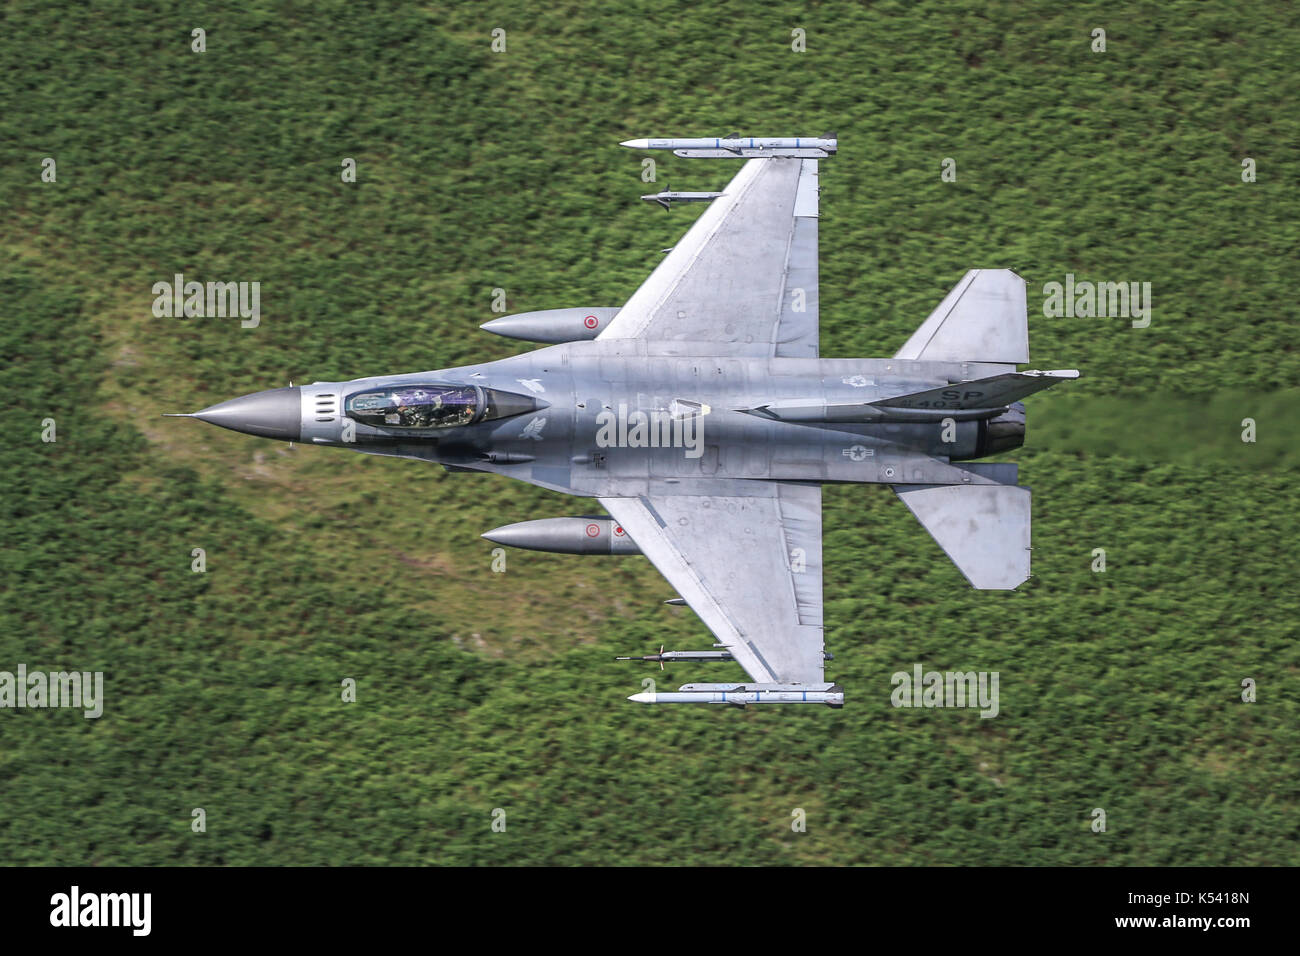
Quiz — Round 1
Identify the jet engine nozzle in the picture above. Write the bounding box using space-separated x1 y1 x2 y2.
977 401 1025 457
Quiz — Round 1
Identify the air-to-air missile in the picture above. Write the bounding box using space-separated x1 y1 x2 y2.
617 646 835 668
481 515 640 555
617 647 739 666
480 307 619 344
640 188 725 211
621 136 837 158
628 683 844 708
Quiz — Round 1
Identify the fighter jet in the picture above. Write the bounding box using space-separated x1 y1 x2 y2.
170 139 1078 708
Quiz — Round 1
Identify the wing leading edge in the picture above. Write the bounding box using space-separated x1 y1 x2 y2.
597 157 820 357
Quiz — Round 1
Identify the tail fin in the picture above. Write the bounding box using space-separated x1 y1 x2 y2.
874 369 1080 411
896 270 1028 365
893 481 1031 589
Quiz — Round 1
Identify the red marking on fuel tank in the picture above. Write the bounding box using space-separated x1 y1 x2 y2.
584 315 599 329
585 523 601 537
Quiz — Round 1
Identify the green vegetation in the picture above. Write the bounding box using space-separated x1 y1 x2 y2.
1 1 1297 865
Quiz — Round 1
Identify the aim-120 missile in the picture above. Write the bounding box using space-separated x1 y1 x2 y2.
482 515 639 555
480 307 619 344
628 682 844 708
640 189 725 211
621 137 837 158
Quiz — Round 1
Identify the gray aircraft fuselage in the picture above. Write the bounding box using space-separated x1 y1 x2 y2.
189 342 1024 495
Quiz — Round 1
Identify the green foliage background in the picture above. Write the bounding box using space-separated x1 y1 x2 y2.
1 0 1297 865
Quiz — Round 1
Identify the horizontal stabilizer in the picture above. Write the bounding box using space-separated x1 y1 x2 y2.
896 270 1028 365
875 369 1080 411
893 484 1031 589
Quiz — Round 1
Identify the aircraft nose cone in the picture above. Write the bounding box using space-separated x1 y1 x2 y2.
189 386 301 441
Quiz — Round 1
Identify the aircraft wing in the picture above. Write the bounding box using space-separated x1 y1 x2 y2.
597 157 820 357
598 482 825 684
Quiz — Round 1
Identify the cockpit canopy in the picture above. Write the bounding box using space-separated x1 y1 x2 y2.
345 384 480 429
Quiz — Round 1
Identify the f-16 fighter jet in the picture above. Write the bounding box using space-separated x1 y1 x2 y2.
170 138 1078 708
